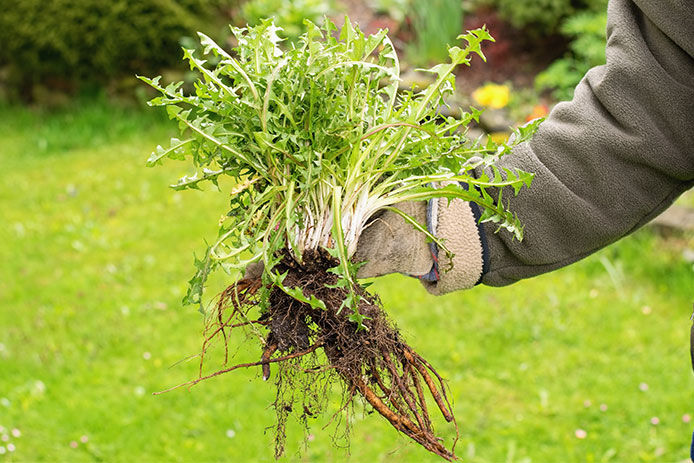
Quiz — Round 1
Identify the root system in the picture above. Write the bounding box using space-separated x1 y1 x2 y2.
159 249 459 460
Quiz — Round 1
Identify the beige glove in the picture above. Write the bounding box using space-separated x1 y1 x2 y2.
354 197 486 295
352 201 434 278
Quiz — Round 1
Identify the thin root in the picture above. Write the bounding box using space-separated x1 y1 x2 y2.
262 342 279 381
155 342 322 395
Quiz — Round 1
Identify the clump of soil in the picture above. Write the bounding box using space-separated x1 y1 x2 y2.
165 249 459 460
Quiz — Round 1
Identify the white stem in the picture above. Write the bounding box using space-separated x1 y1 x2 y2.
288 184 401 260
344 186 370 256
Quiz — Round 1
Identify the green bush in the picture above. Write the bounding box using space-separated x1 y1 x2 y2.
535 9 607 100
478 0 604 33
0 0 237 101
369 0 410 23
241 0 335 43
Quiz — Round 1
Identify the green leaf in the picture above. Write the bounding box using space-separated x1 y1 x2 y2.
280 284 327 310
146 138 193 167
139 20 535 317
183 247 216 313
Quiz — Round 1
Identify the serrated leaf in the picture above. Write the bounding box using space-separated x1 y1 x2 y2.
281 285 327 310
138 20 534 319
146 138 193 167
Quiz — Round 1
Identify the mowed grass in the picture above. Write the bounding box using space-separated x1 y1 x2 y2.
1 99 693 462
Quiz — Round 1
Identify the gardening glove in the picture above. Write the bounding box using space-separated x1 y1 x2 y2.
243 203 432 282
354 196 487 295
353 201 434 278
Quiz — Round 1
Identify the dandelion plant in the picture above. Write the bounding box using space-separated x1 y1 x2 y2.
140 18 537 460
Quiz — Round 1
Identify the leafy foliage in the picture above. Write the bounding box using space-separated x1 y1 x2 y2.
0 0 238 100
477 0 604 34
140 19 536 325
369 0 411 23
535 9 607 101
241 0 336 43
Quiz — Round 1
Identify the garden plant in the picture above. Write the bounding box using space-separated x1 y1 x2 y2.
140 18 538 460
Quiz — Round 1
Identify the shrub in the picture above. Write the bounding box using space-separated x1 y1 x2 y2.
535 9 607 100
369 0 410 23
477 0 604 34
241 0 335 43
0 0 238 101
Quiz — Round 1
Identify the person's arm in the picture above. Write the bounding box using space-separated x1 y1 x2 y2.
478 0 694 287
355 0 694 294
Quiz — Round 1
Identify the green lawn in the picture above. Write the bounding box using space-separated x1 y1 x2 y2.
1 99 692 462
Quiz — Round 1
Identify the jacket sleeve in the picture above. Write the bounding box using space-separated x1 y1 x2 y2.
477 0 694 287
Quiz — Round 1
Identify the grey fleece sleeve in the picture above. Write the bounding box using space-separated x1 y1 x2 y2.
478 0 694 287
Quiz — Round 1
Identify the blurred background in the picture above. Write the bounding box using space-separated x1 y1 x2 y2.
1 0 693 461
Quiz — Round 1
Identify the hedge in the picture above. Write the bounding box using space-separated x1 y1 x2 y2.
0 0 238 100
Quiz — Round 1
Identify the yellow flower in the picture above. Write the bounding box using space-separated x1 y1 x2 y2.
472 83 510 109
489 131 510 144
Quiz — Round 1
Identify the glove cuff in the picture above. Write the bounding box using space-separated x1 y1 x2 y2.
420 197 486 295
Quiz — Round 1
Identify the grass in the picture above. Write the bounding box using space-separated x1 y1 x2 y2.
405 0 463 67
0 98 692 462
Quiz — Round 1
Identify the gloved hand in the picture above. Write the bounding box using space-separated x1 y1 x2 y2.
352 201 434 279
245 197 486 295
353 197 486 295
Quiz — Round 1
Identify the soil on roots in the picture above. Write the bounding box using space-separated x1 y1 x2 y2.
189 249 459 460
